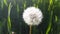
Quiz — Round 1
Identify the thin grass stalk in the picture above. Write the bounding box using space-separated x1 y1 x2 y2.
46 0 54 34
17 4 19 13
36 0 40 8
17 4 20 18
3 0 8 6
7 2 12 34
55 15 58 22
1 0 4 9
48 0 53 11
23 1 26 9
46 11 53 34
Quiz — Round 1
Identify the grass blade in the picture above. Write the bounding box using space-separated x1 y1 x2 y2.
7 2 12 34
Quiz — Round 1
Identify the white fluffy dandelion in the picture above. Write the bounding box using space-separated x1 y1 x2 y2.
23 7 43 34
23 7 43 25
12 31 15 34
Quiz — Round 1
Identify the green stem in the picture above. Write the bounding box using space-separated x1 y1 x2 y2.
7 2 12 34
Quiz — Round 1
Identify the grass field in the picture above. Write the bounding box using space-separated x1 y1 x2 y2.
0 0 60 34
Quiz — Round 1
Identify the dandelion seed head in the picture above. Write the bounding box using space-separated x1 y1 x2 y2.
23 7 43 25
12 31 15 34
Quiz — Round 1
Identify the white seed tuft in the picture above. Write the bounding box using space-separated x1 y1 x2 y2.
23 7 43 25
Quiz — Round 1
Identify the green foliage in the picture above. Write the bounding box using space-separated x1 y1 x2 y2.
0 0 60 34
3 0 8 6
7 2 12 34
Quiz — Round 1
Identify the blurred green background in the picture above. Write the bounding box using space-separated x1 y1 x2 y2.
0 0 60 34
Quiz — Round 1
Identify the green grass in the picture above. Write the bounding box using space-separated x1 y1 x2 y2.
7 2 12 34
0 0 60 34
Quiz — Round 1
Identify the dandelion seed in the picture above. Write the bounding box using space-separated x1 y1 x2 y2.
23 7 43 34
12 31 15 34
23 7 43 25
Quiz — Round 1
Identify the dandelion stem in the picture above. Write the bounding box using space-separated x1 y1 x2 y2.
29 25 32 34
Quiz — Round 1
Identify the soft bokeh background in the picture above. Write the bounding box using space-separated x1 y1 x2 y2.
0 0 60 34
